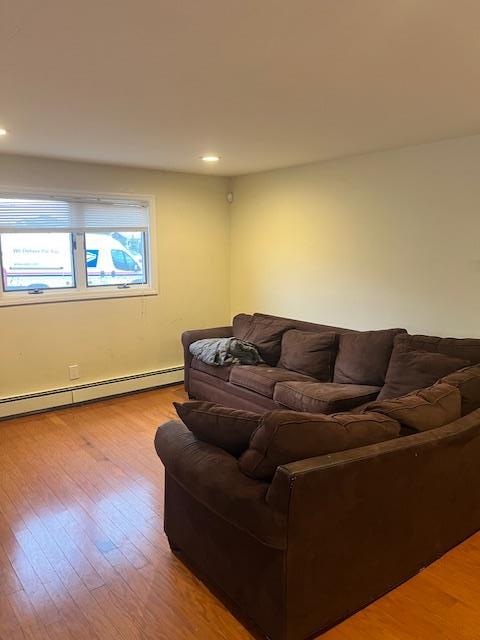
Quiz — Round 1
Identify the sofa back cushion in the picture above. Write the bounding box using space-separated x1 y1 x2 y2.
232 313 254 341
394 333 480 364
253 312 352 335
278 330 337 381
378 337 470 400
438 364 480 416
174 401 260 457
232 314 293 365
365 383 461 433
238 410 400 480
333 328 406 386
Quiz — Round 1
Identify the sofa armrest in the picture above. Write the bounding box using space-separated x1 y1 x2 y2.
265 409 480 637
155 420 287 549
181 325 233 394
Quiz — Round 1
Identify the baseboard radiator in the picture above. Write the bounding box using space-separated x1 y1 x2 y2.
0 366 184 419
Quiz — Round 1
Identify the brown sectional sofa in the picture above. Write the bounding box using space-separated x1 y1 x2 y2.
155 313 480 640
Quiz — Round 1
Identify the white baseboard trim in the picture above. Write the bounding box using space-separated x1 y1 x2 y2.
0 366 184 419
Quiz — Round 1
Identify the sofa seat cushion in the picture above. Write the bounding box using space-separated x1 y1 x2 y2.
278 330 338 381
174 401 260 456
333 328 406 386
191 356 232 381
239 410 400 480
365 383 461 433
439 364 480 416
229 365 316 398
274 381 381 414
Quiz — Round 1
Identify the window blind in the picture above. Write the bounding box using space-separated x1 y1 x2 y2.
0 196 150 232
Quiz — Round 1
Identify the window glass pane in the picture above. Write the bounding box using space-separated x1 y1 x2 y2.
85 231 146 287
0 233 75 291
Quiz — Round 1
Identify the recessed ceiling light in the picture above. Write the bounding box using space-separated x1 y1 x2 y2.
202 155 220 163
0 128 8 136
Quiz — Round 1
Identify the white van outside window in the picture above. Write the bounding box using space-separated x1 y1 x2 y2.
0 192 156 306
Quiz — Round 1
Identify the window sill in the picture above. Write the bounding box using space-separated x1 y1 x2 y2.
0 287 158 307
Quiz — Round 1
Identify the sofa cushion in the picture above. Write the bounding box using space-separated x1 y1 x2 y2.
229 365 316 399
438 364 480 416
190 356 232 381
333 328 406 386
239 410 400 480
274 381 381 414
232 313 254 341
233 314 293 365
393 333 480 364
378 345 470 400
278 330 337 381
365 383 461 433
173 401 260 456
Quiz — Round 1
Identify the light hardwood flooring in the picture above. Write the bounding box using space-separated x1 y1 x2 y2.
0 384 479 639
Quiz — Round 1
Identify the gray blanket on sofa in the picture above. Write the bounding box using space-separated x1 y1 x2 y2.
189 337 264 366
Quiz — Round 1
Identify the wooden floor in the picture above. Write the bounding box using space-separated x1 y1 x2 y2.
1 384 480 640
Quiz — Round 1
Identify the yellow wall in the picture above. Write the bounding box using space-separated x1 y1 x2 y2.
230 135 480 338
0 154 230 398
3 133 480 399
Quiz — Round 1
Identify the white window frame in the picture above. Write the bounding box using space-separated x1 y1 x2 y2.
0 186 157 307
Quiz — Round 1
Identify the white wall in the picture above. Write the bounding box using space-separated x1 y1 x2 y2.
0 154 230 398
230 135 480 338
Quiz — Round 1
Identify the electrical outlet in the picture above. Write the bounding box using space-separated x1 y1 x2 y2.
68 364 80 380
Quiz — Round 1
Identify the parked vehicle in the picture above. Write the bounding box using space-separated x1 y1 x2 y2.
1 232 145 290
85 233 145 286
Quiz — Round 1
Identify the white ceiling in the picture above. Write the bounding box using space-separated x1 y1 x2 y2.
1 0 480 176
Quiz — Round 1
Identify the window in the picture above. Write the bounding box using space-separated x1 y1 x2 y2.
0 192 155 305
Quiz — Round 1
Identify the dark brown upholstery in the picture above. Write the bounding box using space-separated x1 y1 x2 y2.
229 365 316 398
232 314 294 365
155 421 286 548
253 312 352 335
394 333 480 363
333 328 406 386
439 364 480 416
156 409 480 640
174 401 260 456
232 313 255 341
239 410 400 480
189 368 281 412
365 383 461 432
183 318 480 415
274 381 381 413
378 345 469 400
175 316 480 639
278 330 337 380
182 325 233 395
191 356 232 381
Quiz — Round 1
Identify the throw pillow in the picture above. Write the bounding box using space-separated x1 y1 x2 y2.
365 383 461 432
438 364 480 416
174 401 260 457
238 410 400 480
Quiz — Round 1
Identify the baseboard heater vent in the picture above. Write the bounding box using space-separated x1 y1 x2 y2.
0 366 184 419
